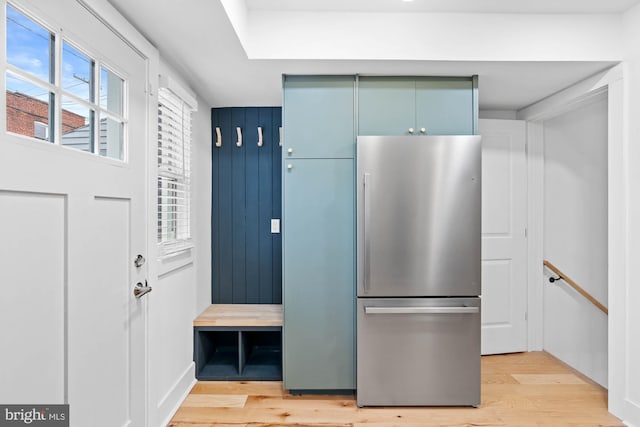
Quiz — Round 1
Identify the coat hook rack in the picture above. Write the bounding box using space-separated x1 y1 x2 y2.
548 275 564 283
215 127 222 147
279 127 283 147
236 127 242 147
257 127 263 147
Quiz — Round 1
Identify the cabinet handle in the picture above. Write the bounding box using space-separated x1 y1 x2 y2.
287 164 293 170
420 127 426 134
363 173 371 293
287 148 293 154
279 127 283 147
257 127 263 147
364 306 479 315
408 128 414 134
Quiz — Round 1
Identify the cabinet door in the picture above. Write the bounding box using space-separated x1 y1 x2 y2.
415 78 474 135
358 77 416 136
283 76 355 158
282 158 355 390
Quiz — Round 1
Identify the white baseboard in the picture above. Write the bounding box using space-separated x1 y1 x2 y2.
624 398 640 427
155 362 196 427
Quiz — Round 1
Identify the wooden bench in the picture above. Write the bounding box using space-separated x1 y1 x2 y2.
193 304 282 381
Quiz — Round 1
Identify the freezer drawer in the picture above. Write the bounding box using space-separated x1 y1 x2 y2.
357 298 480 407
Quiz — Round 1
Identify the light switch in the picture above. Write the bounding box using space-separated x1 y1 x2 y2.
271 219 280 234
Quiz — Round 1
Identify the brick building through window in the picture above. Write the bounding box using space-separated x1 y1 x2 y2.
6 90 86 139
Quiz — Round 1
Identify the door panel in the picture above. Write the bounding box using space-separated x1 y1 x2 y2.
68 198 132 426
357 136 481 297
0 191 66 403
283 158 355 390
358 77 416 136
283 76 355 158
479 119 528 355
415 78 474 135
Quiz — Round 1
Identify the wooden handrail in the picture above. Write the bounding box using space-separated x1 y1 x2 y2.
543 260 608 315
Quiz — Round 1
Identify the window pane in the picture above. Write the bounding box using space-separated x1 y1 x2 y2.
6 5 53 83
62 41 93 102
100 67 123 116
6 73 53 141
61 97 93 152
99 117 124 160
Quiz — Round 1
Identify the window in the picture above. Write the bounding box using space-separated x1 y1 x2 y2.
157 86 193 255
4 3 126 160
34 121 47 140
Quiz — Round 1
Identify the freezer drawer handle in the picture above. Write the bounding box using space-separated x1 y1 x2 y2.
364 306 479 315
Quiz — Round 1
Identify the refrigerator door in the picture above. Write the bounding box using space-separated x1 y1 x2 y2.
357 297 481 406
357 135 481 297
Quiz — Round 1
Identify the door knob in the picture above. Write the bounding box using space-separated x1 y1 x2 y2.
287 164 293 170
134 281 152 299
287 148 293 154
408 128 414 134
420 127 426 134
134 254 145 268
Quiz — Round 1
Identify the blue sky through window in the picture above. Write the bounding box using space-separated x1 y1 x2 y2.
6 4 102 111
6 4 51 94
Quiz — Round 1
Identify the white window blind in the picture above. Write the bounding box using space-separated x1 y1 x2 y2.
158 87 192 255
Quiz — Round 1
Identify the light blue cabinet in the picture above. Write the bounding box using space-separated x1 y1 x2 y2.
282 75 355 391
358 76 478 135
282 159 355 390
358 77 416 136
283 75 355 159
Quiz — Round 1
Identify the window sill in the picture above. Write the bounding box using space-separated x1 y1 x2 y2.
158 246 194 277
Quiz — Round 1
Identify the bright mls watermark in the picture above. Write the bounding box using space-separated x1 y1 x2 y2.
0 405 68 426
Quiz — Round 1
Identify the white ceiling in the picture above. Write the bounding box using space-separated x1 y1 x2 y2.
107 0 629 110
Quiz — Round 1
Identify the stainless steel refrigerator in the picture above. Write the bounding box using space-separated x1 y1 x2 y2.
356 135 481 407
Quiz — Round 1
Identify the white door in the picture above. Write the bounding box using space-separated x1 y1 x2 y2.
0 1 150 425
479 119 528 355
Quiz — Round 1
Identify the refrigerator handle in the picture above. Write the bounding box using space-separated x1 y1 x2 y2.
363 173 371 293
364 306 480 315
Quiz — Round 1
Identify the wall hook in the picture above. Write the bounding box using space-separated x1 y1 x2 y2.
236 127 242 147
215 127 222 147
549 275 563 283
257 126 263 147
279 127 283 147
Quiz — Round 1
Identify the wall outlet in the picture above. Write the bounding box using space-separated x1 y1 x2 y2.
271 219 280 234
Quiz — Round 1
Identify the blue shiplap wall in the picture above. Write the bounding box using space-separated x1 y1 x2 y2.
211 107 282 304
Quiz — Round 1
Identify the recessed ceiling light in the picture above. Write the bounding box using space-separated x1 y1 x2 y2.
403 0 414 2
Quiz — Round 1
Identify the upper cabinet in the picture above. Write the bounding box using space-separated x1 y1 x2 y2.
283 75 356 159
358 76 478 136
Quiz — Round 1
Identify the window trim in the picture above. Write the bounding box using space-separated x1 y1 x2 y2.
156 80 196 258
4 2 128 160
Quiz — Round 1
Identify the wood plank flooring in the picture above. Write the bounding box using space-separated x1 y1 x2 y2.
169 351 622 426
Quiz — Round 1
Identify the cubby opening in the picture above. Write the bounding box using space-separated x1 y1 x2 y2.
241 330 282 379
195 330 239 379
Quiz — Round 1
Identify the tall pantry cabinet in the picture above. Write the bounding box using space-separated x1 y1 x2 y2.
281 74 477 391
282 76 356 391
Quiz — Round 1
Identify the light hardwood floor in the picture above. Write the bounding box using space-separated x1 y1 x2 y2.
169 351 622 426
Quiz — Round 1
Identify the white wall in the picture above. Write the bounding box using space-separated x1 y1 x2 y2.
148 60 211 427
237 9 623 62
542 96 608 387
192 91 213 317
